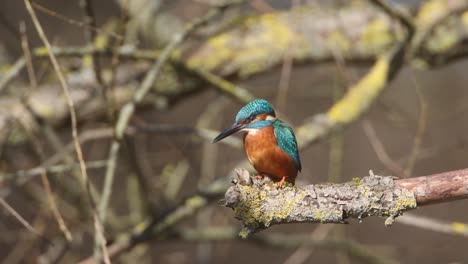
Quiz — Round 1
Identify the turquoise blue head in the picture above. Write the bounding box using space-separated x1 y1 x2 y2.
212 99 276 143
235 99 275 123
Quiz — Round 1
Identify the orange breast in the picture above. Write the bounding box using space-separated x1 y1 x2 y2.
244 126 298 183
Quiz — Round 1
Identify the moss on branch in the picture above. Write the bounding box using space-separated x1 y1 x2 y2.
225 169 416 238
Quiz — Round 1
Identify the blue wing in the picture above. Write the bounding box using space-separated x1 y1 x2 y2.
273 120 301 171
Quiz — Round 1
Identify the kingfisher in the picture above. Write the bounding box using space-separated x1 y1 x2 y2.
212 99 301 187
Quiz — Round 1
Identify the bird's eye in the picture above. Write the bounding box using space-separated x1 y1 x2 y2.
246 115 254 123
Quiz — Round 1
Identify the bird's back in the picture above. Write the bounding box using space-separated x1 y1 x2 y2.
273 120 301 171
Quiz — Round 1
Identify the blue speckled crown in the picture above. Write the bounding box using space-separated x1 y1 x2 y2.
235 99 276 123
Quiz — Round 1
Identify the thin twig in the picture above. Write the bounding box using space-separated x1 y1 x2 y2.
19 22 72 242
19 22 37 90
181 65 255 104
328 75 346 183
397 213 468 238
96 0 247 261
195 98 227 263
404 73 428 177
362 119 406 177
275 44 293 112
79 174 233 263
328 72 349 264
0 57 26 93
0 124 239 199
1 160 108 185
31 1 123 40
106 0 131 121
369 0 414 35
39 170 73 242
23 0 110 262
296 0 414 149
0 197 47 242
2 213 45 264
79 0 105 93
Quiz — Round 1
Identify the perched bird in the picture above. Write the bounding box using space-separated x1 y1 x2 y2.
212 99 301 186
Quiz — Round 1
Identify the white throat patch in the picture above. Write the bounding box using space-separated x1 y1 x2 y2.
241 128 259 135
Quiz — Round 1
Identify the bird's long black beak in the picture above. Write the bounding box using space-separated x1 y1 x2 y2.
212 123 245 143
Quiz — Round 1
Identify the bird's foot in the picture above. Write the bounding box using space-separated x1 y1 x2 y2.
255 174 264 180
277 176 286 188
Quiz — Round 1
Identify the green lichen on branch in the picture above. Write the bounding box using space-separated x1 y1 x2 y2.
187 0 468 78
188 3 398 78
224 169 417 237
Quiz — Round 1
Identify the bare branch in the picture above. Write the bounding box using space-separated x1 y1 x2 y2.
23 0 109 262
395 168 468 205
224 168 468 237
96 1 248 260
0 197 49 244
397 213 468 238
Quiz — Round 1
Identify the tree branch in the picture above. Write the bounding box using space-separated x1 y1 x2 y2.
95 1 247 260
224 168 468 237
395 168 468 205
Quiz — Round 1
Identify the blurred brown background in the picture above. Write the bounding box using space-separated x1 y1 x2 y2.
0 0 467 263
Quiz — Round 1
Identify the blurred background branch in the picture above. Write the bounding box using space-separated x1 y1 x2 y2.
1 0 468 263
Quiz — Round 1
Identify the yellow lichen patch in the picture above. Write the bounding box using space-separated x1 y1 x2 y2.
233 185 268 227
233 183 309 228
134 219 151 233
451 222 468 234
313 210 324 222
186 196 205 208
358 185 371 197
238 228 250 239
311 206 342 223
236 14 297 77
188 12 307 77
94 35 108 49
360 19 393 53
427 25 458 53
352 177 361 187
0 63 11 74
416 0 447 26
187 33 233 72
28 98 56 120
82 54 93 67
269 203 289 223
34 47 49 56
327 56 389 124
462 11 468 25
388 194 417 216
270 188 306 223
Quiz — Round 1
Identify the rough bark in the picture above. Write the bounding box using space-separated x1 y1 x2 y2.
225 168 468 237
395 168 468 205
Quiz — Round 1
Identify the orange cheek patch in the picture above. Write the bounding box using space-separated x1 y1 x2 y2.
253 114 269 122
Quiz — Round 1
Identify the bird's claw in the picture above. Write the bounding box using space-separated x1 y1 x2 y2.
277 177 286 188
